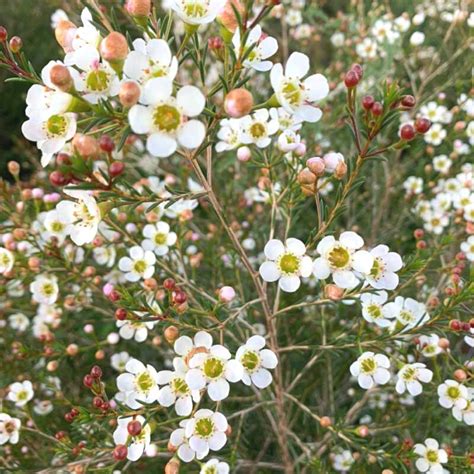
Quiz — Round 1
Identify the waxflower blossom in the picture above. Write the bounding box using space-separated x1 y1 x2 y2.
118 246 156 282
240 109 279 148
185 344 243 401
0 414 21 445
413 438 448 473
396 363 433 396
116 358 160 409
0 247 14 274
117 317 158 342
437 380 469 410
166 0 226 25
236 335 278 389
417 334 444 358
312 231 374 289
174 331 214 363
156 358 200 416
56 190 101 246
111 351 131 372
123 38 178 86
7 381 34 407
128 78 206 157
113 415 151 461
360 291 394 327
200 458 230 474
169 420 195 462
141 221 177 256
383 296 429 330
364 244 403 290
30 274 59 305
350 352 391 389
332 450 354 472
259 238 313 293
452 389 474 425
460 235 474 261
270 52 329 122
232 25 278 72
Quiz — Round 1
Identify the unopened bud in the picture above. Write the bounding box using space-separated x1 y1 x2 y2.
297 168 316 185
454 369 467 382
119 81 141 108
334 161 347 179
50 64 73 92
164 326 179 344
324 284 344 300
100 32 128 63
319 416 332 428
125 0 151 18
7 161 20 177
237 146 251 162
55 20 76 52
306 157 325 176
224 88 253 118
72 134 100 158
164 458 180 474
9 36 22 53
218 0 245 33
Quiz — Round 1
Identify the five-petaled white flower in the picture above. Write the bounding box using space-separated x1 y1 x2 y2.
313 231 374 289
350 351 391 389
413 438 448 473
157 357 200 416
232 25 278 72
128 78 206 157
113 415 151 461
116 358 160 409
56 190 101 246
142 221 177 256
7 381 34 407
0 248 14 275
364 244 403 290
200 458 230 474
452 388 474 425
124 38 178 86
0 414 21 445
30 274 59 305
259 238 313 293
236 335 278 389
437 379 469 410
270 52 329 122
360 291 394 328
119 246 156 282
384 296 429 331
167 0 226 25
186 344 243 401
396 363 433 397
240 109 279 148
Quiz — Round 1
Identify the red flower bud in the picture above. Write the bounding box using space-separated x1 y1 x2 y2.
127 420 142 436
400 124 415 141
113 444 128 461
99 135 115 153
372 102 383 116
344 70 359 88
414 117 431 134
362 95 375 110
401 95 416 108
90 365 103 379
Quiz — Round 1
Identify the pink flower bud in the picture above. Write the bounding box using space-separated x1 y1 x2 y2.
294 142 306 156
103 283 114 297
125 0 151 17
219 286 236 303
323 152 344 172
32 188 44 199
237 146 251 162
100 32 128 63
119 80 141 108
218 0 245 33
224 88 254 118
54 20 76 52
306 157 325 176
50 64 73 92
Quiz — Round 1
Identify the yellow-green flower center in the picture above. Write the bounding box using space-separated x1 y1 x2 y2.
136 371 154 393
241 350 260 373
402 366 416 381
154 232 167 245
86 69 109 92
203 357 224 379
50 221 65 233
426 450 439 463
328 245 350 269
195 417 214 438
134 260 147 274
369 258 384 279
42 282 55 296
46 114 67 136
17 390 28 401
249 122 266 139
367 304 382 319
183 1 207 18
153 104 181 132
278 252 300 275
399 310 415 324
171 377 189 396
281 81 302 106
447 386 460 399
360 357 376 374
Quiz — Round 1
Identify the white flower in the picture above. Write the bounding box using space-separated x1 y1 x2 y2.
396 363 433 396
461 235 474 261
142 221 177 256
113 415 151 461
174 331 214 362
63 8 101 62
22 112 77 167
111 351 131 372
0 247 14 274
200 459 230 474
7 381 34 407
232 25 278 72
364 244 403 290
56 190 101 246
24 83 72 121
372 19 399 44
350 352 391 389
93 246 116 267
40 209 70 244
277 129 301 152
270 52 329 123
119 246 156 282
128 78 206 157
236 335 278 389
71 45 120 104
167 0 226 25
437 380 469 410
30 274 59 304
240 109 279 148
313 232 374 289
116 358 160 409
424 123 446 146
404 176 423 195
410 31 425 46
157 358 200 416
452 389 474 425
0 414 21 445
259 238 313 292
170 421 195 462
417 334 444 357
124 38 178 86
215 118 243 152
33 400 53 416
184 409 228 460
423 211 449 235
8 313 29 332
360 291 394 327
433 154 452 174
384 296 429 330
185 344 243 401
117 317 157 342
413 438 448 473
356 37 378 59
332 450 354 472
